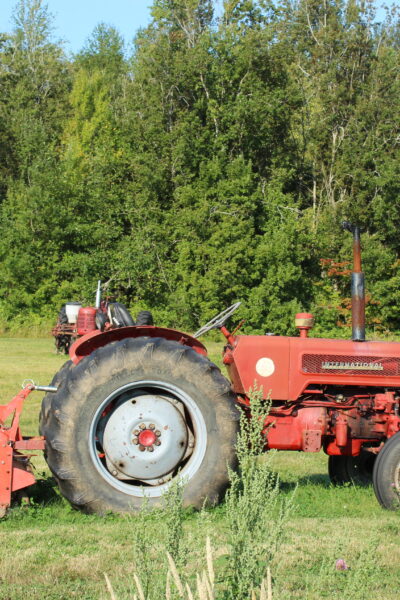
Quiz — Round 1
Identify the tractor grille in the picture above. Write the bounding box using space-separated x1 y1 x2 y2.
302 354 400 376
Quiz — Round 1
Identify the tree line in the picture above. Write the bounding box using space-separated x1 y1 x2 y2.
0 0 399 337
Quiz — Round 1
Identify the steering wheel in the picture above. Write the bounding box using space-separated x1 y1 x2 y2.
194 302 241 338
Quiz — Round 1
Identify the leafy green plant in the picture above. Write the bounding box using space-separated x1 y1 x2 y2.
163 477 187 568
223 387 295 600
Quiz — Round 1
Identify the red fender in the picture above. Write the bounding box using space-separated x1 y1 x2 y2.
69 326 207 364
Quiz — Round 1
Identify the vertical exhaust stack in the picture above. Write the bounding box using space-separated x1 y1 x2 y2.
95 280 102 310
342 222 365 341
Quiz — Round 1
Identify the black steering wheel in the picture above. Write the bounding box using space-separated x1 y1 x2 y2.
193 302 241 338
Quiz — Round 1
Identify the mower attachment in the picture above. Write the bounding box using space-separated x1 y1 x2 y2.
0 383 56 517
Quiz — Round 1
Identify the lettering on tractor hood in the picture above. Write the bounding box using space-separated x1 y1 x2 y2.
321 361 384 371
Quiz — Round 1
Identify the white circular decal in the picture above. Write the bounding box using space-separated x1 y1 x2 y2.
256 357 275 378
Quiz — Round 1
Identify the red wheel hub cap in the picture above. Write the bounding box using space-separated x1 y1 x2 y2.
138 429 157 447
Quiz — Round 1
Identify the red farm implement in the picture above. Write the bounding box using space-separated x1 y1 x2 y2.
0 382 55 517
1 223 400 516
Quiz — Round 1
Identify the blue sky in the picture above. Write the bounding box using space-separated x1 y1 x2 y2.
0 0 392 55
0 1 154 53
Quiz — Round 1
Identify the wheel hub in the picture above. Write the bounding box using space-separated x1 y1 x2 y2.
103 393 188 480
137 427 158 449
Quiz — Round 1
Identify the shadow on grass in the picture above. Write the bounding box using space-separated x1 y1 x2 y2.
28 475 63 506
298 473 332 486
278 471 372 493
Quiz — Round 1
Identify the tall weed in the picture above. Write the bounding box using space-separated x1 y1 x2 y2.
224 387 295 599
163 478 187 567
107 537 272 600
128 499 165 599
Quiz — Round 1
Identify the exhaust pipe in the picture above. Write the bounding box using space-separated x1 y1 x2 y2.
343 222 365 341
95 280 102 309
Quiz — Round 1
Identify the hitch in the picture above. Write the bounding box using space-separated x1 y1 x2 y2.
0 382 56 517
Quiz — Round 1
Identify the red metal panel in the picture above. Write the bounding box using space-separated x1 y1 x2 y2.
0 386 42 513
0 431 13 510
229 335 290 400
230 334 400 402
264 407 326 451
11 466 36 492
76 306 97 336
14 437 45 450
288 337 400 401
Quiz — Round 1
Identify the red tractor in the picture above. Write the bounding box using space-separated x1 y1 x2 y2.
1 223 400 515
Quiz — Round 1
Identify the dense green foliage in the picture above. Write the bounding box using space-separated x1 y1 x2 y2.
0 0 399 335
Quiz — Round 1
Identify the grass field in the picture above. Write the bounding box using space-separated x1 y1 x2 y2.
0 338 399 599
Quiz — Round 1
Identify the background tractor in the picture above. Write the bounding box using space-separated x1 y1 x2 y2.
52 280 154 353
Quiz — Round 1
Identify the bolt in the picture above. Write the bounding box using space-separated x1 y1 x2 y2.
188 442 194 448
139 445 146 452
149 423 155 430
139 423 146 430
112 470 118 476
154 440 161 446
158 478 164 484
0 461 4 465
147 446 154 452
155 430 161 437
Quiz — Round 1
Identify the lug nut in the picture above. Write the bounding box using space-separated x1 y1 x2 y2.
154 440 161 446
132 439 139 445
139 423 146 430
149 423 155 430
147 446 154 452
155 430 161 437
133 429 139 436
138 445 146 452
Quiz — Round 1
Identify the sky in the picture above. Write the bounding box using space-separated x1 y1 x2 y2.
0 0 154 54
0 0 392 54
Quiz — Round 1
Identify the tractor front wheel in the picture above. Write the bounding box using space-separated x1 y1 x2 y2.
372 433 400 510
40 337 239 514
328 450 376 486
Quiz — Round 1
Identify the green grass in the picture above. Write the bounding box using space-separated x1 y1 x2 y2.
0 338 399 599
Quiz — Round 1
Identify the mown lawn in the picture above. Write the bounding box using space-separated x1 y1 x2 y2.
0 337 399 599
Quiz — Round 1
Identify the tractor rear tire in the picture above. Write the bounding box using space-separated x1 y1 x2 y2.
39 337 239 514
372 433 400 510
328 450 376 486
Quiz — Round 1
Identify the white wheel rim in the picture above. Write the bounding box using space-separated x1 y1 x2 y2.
88 380 207 498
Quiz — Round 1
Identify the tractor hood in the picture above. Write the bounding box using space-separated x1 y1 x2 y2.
226 334 400 401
